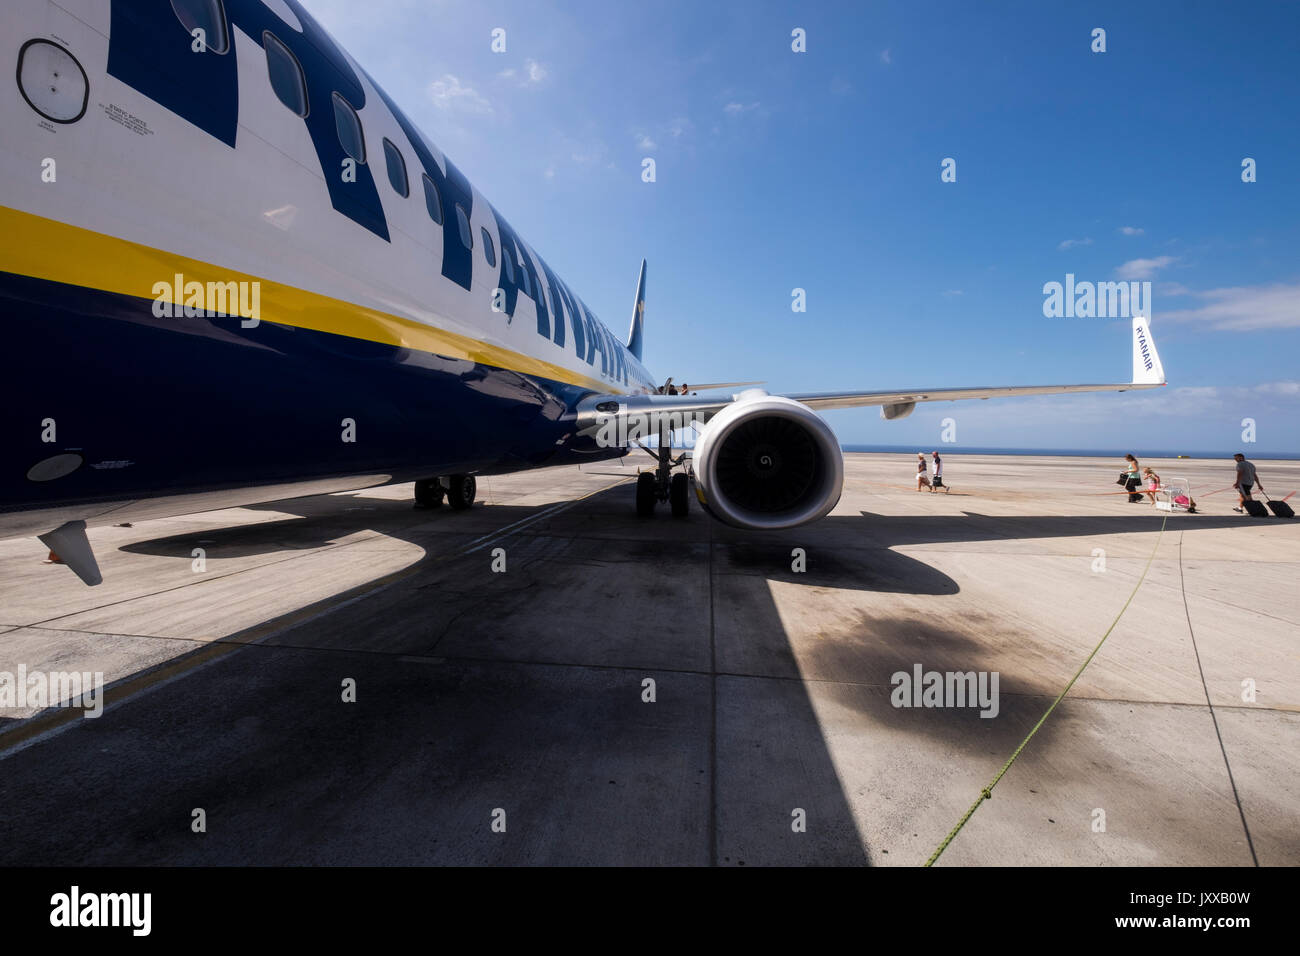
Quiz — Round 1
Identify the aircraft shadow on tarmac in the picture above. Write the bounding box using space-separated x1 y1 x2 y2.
12 490 1285 865
120 494 1278 595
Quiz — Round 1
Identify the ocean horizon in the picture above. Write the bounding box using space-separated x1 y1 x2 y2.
840 445 1299 460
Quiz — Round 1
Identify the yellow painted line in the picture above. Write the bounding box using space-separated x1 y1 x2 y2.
0 205 623 394
0 475 629 754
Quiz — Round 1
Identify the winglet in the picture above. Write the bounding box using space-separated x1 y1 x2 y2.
626 259 646 361
37 520 103 586
1131 316 1165 385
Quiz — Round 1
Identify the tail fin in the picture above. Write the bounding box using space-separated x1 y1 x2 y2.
626 259 646 361
1131 316 1165 385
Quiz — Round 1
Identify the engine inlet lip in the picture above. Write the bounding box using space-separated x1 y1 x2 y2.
697 400 843 530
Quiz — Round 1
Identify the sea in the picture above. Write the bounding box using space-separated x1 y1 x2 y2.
841 445 1299 460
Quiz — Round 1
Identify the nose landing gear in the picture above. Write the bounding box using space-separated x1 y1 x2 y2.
635 419 692 518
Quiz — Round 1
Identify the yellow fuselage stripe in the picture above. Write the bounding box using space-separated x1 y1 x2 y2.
0 205 622 394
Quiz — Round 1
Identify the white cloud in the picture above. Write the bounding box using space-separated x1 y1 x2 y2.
635 133 656 150
497 68 516 80
1159 282 1300 331
880 49 892 65
668 117 692 138
952 381 1300 428
522 58 548 86
427 75 492 114
564 136 608 166
1058 238 1093 250
1118 226 1145 236
942 289 963 297
1116 256 1178 279
723 101 760 115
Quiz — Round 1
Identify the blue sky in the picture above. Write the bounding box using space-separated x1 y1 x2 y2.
305 0 1299 453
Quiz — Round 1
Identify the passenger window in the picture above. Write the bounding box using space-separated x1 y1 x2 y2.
502 247 515 283
171 0 229 53
263 32 306 116
481 228 496 267
383 138 408 197
421 174 443 224
455 204 472 250
331 92 365 163
520 262 531 296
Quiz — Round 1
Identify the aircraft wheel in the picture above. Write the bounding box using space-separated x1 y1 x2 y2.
670 473 690 517
447 474 476 510
636 472 657 517
414 478 445 509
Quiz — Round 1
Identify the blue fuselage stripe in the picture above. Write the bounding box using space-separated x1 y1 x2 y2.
1 270 620 512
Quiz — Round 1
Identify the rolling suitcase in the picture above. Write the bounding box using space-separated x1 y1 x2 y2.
1243 499 1268 518
1265 496 1294 518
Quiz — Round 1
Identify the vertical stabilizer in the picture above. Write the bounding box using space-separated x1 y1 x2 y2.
627 259 646 360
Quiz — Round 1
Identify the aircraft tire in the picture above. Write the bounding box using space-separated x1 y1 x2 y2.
414 478 445 509
447 474 476 510
669 473 690 517
636 472 657 517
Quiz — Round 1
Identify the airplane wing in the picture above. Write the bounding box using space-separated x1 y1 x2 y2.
580 316 1165 433
680 380 765 392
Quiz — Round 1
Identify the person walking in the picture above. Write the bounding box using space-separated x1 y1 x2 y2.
1232 453 1264 513
931 451 946 492
915 452 931 491
1122 454 1142 502
1142 466 1161 504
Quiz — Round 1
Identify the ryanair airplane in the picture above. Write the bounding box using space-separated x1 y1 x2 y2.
2 0 1166 585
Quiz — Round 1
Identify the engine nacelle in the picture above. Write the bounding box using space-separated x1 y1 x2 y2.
880 401 916 421
693 395 844 530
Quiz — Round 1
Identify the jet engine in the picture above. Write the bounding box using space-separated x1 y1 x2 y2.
692 394 843 530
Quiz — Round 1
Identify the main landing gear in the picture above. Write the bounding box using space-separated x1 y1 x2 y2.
636 420 692 518
414 474 476 510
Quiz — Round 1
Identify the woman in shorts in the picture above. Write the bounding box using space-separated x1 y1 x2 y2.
1142 466 1161 504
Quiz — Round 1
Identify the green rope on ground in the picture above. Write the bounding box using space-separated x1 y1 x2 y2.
924 510 1169 866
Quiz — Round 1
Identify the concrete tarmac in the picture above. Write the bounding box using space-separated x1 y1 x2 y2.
1 453 1296 865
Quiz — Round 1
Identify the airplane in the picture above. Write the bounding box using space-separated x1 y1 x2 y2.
1 0 1166 586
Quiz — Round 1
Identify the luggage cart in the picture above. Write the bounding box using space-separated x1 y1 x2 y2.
1154 477 1192 513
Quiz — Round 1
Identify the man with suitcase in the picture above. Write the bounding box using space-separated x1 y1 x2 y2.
1232 453 1268 516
